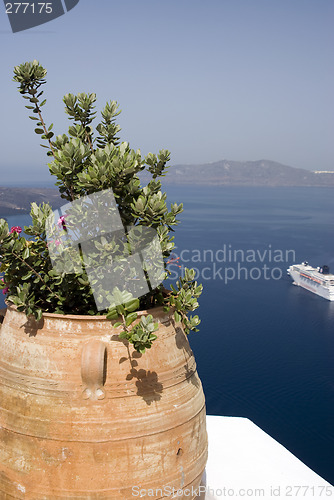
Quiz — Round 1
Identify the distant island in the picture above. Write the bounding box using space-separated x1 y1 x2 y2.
159 159 334 187
1 159 333 215
0 187 62 216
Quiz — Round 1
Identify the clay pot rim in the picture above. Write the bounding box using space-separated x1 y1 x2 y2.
5 301 170 322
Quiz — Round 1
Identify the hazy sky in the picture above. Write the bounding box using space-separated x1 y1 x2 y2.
1 0 333 185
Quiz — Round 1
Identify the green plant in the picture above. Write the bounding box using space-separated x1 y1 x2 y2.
0 60 203 352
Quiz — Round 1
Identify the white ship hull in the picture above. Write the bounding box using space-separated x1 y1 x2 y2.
289 269 334 301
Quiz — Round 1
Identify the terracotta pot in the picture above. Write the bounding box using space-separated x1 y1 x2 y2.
0 305 207 499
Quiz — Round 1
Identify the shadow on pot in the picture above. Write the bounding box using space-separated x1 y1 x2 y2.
127 367 163 405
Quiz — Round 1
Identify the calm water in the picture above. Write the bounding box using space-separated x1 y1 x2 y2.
1 186 334 484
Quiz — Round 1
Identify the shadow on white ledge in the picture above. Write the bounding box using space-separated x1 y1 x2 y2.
195 415 332 500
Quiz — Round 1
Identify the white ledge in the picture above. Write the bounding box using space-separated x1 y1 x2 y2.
196 415 332 499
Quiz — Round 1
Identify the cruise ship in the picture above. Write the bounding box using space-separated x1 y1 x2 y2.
287 262 334 301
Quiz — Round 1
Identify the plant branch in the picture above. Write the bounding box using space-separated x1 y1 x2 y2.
35 102 56 157
11 249 62 302
84 129 95 154
66 182 75 201
121 313 130 332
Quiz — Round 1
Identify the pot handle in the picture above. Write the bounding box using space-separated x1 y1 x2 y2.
81 339 107 401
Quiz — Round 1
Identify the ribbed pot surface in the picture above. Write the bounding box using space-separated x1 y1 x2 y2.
0 305 207 499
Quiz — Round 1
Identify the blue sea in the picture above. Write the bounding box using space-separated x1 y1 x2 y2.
1 185 334 484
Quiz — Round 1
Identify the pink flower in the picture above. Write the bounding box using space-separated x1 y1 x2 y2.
1 278 9 295
46 239 61 247
166 254 181 268
10 226 22 234
57 215 68 229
